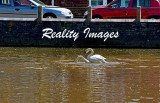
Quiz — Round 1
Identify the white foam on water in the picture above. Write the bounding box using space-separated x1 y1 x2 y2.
135 66 148 68
131 99 140 102
140 96 153 99
152 66 160 68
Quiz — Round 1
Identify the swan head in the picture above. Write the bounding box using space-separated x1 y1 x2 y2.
86 48 93 53
77 55 83 58
75 55 83 62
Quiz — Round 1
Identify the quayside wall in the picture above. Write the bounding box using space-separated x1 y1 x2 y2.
0 18 160 48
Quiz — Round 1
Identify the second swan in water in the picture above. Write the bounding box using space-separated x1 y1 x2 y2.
75 55 90 63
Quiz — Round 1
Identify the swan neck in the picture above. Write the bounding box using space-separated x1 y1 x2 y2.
81 56 89 63
88 49 94 57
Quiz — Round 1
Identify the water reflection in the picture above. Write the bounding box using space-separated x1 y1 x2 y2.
0 48 160 102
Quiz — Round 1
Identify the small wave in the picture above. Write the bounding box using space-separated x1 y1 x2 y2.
33 68 43 70
135 66 148 68
140 96 153 100
25 67 34 69
61 61 120 68
125 68 133 69
59 60 73 62
152 66 160 68
131 99 140 102
117 58 149 62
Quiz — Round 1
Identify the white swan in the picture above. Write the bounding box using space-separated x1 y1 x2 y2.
86 48 107 63
75 55 90 63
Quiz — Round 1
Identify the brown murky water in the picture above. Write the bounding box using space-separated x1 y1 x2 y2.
0 47 160 103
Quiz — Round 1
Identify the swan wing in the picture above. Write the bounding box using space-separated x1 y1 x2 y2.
90 54 106 60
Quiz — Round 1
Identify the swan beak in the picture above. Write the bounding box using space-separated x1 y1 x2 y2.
86 48 91 53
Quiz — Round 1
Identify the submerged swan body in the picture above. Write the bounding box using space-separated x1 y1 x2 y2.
75 55 90 63
86 48 107 63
